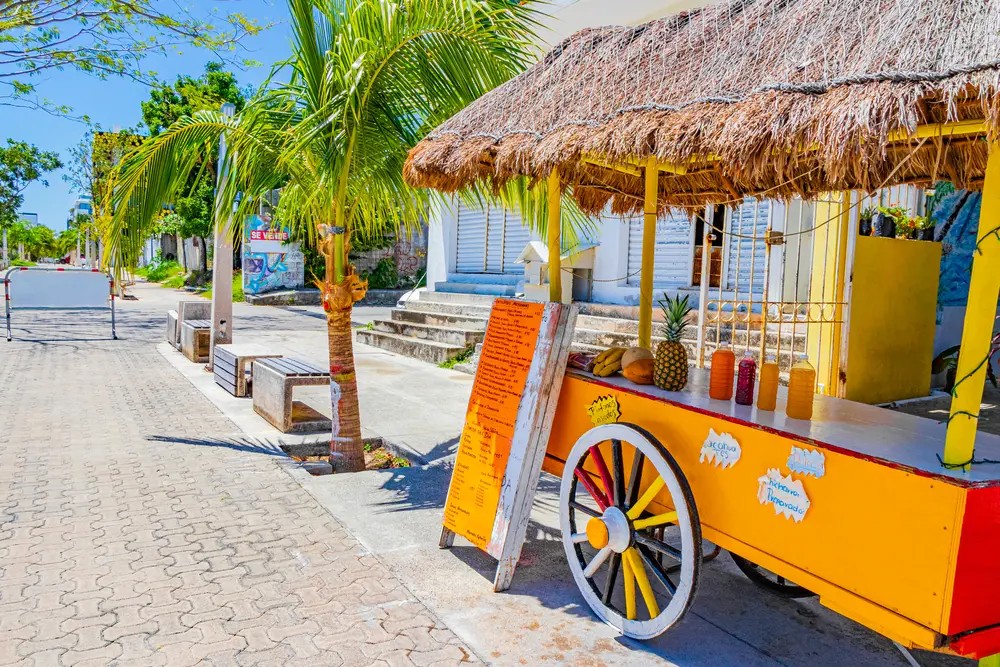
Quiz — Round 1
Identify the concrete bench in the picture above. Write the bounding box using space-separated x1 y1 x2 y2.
166 310 179 347
180 319 211 363
213 344 281 397
173 301 211 350
252 357 331 433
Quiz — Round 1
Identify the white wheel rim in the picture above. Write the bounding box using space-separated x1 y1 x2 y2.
559 423 699 639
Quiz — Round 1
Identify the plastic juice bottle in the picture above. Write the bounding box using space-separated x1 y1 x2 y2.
757 354 780 411
786 354 817 420
709 343 736 400
735 351 757 406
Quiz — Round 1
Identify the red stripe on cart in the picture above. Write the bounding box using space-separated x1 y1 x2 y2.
947 484 1000 640
949 623 1000 660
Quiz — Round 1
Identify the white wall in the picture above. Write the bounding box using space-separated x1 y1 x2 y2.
425 198 457 291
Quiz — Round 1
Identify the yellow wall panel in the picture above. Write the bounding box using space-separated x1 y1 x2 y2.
844 237 942 404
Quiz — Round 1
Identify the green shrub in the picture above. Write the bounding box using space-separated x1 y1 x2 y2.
362 257 398 289
144 258 183 283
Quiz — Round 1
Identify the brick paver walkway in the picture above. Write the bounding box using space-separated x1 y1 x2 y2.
0 300 475 666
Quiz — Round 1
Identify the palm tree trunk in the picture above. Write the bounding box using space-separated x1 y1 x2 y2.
323 273 367 472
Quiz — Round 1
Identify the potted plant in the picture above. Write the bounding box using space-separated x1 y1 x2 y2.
874 205 905 238
859 206 875 236
913 215 935 241
897 215 918 239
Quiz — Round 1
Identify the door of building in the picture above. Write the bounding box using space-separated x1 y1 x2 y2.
455 202 531 274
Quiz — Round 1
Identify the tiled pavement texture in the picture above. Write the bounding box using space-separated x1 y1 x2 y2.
0 305 476 666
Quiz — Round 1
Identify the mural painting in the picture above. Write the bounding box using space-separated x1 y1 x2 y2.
931 187 982 308
242 213 305 295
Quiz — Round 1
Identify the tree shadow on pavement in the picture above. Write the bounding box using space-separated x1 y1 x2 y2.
145 434 288 457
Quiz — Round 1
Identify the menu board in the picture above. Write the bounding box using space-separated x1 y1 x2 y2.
440 298 576 591
443 299 544 551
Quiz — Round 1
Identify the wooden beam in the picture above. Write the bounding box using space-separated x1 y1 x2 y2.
888 119 987 143
638 156 658 349
547 169 562 303
944 139 1000 469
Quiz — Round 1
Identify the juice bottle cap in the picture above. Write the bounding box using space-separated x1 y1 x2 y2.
743 350 755 358
765 353 776 362
794 353 809 361
719 342 730 349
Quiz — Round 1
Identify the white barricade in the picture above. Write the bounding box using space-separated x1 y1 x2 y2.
4 267 116 341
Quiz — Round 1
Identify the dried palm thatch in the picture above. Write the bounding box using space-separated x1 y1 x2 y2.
405 0 1000 214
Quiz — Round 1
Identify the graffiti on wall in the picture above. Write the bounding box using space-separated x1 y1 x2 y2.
242 213 305 295
931 189 982 308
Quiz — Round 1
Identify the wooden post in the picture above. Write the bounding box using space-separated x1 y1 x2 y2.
547 169 562 303
638 157 658 349
944 142 1000 468
696 222 711 367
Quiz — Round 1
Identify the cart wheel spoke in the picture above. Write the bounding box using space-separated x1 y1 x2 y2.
626 450 645 508
602 553 621 605
569 500 601 518
573 466 609 510
588 445 615 506
560 423 702 640
638 545 677 595
624 548 661 618
611 438 625 508
635 532 682 561
584 546 613 579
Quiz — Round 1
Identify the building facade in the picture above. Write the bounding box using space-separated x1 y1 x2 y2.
66 194 92 229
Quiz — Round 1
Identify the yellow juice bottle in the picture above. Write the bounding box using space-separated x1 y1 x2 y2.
757 354 779 411
786 354 817 421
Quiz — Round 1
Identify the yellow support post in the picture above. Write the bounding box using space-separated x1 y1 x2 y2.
944 141 1000 468
547 169 562 303
638 157 658 349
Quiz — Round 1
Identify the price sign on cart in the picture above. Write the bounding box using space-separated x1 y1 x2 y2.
440 298 577 591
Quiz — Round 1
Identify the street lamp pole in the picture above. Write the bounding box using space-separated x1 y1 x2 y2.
208 102 237 370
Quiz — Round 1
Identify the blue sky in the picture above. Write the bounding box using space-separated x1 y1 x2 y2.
6 1 293 231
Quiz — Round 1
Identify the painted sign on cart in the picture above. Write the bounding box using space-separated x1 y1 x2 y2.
699 429 742 468
440 299 577 591
757 469 811 522
587 395 621 426
787 446 826 478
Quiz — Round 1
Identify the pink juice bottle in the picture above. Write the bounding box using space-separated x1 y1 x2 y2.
735 351 757 406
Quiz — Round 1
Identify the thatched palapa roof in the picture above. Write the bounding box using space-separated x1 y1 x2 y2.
404 0 1000 214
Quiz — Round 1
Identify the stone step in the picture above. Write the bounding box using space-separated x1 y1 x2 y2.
419 290 499 306
446 272 520 286
405 299 494 318
391 309 487 330
433 282 517 297
373 319 484 347
355 330 467 365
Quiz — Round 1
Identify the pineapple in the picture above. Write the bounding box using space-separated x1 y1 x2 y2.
654 293 692 391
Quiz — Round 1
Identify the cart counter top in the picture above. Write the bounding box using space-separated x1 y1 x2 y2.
570 368 1000 486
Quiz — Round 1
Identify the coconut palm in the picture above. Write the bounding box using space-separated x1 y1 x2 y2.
105 0 544 471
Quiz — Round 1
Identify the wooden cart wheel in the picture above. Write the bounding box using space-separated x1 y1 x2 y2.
729 552 815 599
559 423 701 640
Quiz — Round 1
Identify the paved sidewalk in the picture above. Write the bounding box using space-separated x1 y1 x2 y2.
0 296 474 666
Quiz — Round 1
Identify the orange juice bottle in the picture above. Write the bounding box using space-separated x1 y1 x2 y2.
709 343 736 400
757 354 779 411
786 354 817 420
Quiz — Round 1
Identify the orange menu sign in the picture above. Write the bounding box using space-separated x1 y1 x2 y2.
442 299 545 551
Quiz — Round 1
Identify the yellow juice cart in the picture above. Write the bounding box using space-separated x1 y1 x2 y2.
405 2 1000 662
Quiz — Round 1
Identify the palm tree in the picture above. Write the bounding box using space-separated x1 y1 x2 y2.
105 0 543 472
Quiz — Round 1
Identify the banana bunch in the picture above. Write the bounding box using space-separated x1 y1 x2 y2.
593 347 626 377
